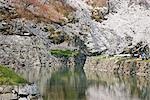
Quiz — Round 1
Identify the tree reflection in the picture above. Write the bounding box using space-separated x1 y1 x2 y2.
44 69 87 100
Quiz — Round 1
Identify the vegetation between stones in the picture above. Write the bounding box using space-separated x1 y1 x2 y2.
50 49 79 57
0 65 27 85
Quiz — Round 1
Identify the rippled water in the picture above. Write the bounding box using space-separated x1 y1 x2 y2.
18 67 150 100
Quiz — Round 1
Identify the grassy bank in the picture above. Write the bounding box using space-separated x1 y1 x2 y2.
0 65 27 85
50 49 79 57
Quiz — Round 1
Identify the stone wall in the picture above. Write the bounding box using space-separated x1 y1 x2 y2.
0 84 42 100
116 60 150 76
84 56 150 76
0 3 86 99
84 57 117 72
0 1 82 70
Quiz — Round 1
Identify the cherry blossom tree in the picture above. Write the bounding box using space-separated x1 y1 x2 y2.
8 0 73 22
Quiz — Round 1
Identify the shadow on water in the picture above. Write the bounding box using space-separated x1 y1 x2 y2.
43 68 87 100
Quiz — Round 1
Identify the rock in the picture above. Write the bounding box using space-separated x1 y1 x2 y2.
0 87 3 93
2 86 13 93
18 84 39 98
11 94 18 100
0 83 43 100
91 7 104 22
48 30 70 44
84 56 150 76
23 32 30 36
18 97 28 100
0 93 13 100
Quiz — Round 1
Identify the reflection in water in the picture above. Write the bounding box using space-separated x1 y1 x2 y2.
44 69 87 100
17 67 150 100
85 72 150 100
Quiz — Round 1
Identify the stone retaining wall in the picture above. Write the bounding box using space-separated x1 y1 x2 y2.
0 84 42 100
84 56 150 76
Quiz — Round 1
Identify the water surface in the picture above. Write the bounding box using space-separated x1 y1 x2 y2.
18 67 150 100
42 69 150 100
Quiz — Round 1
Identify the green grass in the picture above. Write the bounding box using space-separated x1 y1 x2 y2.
0 65 27 85
50 49 79 57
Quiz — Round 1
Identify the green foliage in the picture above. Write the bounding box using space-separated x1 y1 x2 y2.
50 49 79 57
0 65 27 85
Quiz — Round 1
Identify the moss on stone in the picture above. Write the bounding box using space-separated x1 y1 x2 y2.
0 65 27 85
50 49 79 58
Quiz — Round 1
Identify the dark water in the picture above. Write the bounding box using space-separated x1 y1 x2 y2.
42 69 150 100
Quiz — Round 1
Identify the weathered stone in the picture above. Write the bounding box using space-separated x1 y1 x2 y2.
0 87 3 93
2 86 13 93
18 97 28 100
84 56 150 76
11 94 18 100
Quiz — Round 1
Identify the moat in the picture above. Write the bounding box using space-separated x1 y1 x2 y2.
34 68 150 100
